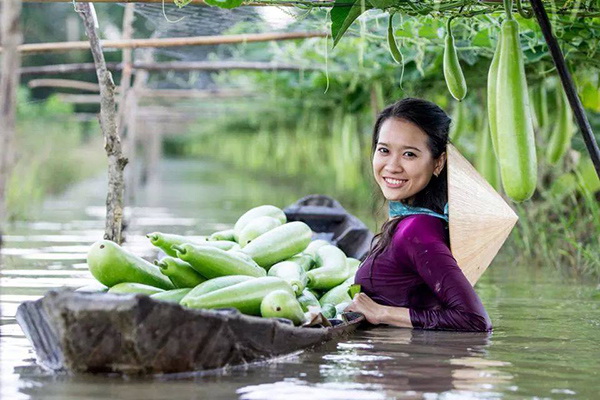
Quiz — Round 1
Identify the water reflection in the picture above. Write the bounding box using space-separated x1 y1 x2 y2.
234 327 509 400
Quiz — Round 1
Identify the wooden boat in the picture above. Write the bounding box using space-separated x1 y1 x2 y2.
16 291 364 374
283 194 373 260
15 195 373 375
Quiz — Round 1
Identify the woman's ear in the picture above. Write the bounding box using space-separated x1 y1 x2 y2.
434 152 447 176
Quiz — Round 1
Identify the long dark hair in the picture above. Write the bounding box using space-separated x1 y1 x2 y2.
368 98 451 261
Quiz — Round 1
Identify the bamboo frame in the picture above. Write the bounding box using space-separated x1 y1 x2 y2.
19 61 319 75
2 32 327 54
117 3 135 139
117 3 136 210
55 94 118 104
53 89 255 102
28 78 101 92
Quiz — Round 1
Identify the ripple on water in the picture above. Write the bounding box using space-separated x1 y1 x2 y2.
0 270 93 277
2 234 103 243
237 380 386 400
21 253 88 261
0 277 96 288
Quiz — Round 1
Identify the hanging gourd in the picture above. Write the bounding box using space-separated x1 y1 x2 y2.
476 119 502 191
387 12 403 64
546 89 575 164
449 100 468 141
443 17 468 101
387 12 405 85
532 83 549 135
495 1 538 202
487 27 503 156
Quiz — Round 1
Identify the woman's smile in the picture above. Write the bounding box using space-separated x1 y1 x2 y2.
382 177 408 188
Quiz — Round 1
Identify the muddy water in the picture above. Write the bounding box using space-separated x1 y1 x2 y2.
1 159 598 400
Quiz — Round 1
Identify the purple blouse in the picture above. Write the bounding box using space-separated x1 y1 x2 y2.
355 214 492 332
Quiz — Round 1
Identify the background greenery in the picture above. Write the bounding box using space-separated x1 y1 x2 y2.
10 2 600 278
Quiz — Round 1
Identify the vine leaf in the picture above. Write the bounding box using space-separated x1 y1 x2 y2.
367 0 396 8
204 0 244 9
331 0 372 48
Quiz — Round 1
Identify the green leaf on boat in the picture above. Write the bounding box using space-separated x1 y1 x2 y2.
348 284 361 298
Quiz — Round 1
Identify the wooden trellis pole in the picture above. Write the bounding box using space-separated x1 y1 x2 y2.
2 32 327 54
124 48 153 203
75 2 128 244
0 0 23 250
117 3 136 207
28 78 102 91
52 89 256 103
20 61 318 75
117 3 135 135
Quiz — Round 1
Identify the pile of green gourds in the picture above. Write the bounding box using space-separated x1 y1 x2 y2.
83 205 361 326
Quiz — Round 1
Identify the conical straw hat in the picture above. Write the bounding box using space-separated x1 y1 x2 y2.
446 144 518 285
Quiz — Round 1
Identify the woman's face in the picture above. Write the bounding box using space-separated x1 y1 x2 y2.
372 117 446 203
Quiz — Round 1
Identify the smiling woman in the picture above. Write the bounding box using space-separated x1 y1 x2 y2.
346 98 492 332
373 117 447 202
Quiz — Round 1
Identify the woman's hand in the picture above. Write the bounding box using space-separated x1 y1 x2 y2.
344 293 386 325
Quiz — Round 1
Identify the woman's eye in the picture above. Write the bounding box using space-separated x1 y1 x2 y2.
404 152 416 157
377 147 389 154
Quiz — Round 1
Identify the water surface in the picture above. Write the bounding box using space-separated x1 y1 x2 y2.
1 159 598 399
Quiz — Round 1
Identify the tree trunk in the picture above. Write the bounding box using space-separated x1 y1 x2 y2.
75 2 127 244
0 0 23 251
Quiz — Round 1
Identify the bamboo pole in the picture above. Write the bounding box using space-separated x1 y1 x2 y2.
54 93 120 104
3 32 326 54
139 89 256 98
117 3 135 137
54 89 255 99
20 61 318 75
117 3 136 211
146 122 162 185
529 0 600 179
28 78 101 92
126 47 152 201
0 0 23 249
75 2 128 244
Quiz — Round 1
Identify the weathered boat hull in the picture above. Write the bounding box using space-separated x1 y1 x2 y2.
16 291 364 375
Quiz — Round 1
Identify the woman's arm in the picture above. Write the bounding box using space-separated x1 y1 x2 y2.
348 215 492 332
345 293 413 328
346 256 491 331
407 240 492 332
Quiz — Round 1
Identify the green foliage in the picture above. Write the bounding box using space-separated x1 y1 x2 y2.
6 89 105 221
204 0 245 9
510 189 600 278
331 0 372 47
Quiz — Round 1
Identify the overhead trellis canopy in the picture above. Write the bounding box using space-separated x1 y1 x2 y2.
13 0 600 174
